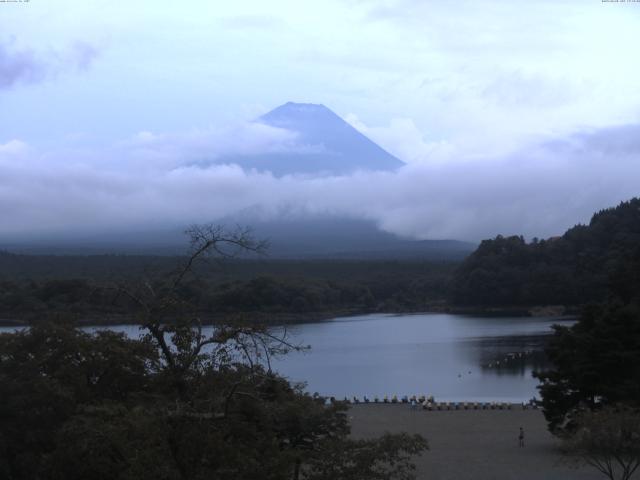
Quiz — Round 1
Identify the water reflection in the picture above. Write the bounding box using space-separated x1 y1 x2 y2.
0 313 572 402
473 335 552 376
273 313 572 402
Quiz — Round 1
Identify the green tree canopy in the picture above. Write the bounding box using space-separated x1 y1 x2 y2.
535 303 640 432
451 198 640 307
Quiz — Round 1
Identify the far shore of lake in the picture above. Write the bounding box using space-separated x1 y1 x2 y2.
0 304 579 328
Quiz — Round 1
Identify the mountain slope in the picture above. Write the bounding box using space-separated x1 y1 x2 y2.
221 102 404 175
1 217 475 261
244 216 475 260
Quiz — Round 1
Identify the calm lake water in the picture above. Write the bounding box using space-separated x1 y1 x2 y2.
0 313 572 402
273 313 572 402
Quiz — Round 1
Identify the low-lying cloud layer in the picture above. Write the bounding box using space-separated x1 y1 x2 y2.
1 119 638 243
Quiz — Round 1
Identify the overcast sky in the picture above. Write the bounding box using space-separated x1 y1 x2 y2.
1 0 639 242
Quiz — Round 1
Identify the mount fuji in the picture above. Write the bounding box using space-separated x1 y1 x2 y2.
2 103 475 258
219 102 404 175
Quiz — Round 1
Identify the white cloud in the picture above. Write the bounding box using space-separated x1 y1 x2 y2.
0 139 28 155
0 121 639 242
0 1 639 245
345 114 455 164
113 122 304 172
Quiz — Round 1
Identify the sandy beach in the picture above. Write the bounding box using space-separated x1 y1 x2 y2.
349 404 602 480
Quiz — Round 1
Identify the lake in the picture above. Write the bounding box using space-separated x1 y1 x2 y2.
272 313 572 402
0 313 572 402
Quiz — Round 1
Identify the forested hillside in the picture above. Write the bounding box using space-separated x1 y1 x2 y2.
3 197 639 322
450 198 640 306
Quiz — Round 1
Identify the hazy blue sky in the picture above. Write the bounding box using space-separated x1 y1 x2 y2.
1 0 640 241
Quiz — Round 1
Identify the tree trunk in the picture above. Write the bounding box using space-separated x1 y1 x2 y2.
293 457 301 480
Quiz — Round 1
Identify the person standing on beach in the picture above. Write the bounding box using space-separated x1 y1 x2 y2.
518 427 525 447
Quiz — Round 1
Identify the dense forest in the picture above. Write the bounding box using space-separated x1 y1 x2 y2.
2 197 639 325
450 198 640 307
0 255 454 325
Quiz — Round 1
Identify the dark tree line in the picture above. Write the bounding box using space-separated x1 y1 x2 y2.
450 198 640 307
0 258 454 324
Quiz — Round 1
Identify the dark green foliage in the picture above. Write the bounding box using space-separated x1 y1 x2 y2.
561 405 640 480
303 433 428 480
534 217 640 433
0 258 455 323
535 303 640 432
451 198 640 307
212 276 376 313
0 324 156 479
0 323 427 480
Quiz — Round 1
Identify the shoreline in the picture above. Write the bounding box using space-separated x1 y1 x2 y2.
0 305 579 328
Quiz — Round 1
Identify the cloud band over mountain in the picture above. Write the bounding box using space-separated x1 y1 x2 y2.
1 117 639 244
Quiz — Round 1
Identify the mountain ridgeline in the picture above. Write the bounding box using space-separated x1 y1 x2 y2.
450 198 640 307
220 102 404 175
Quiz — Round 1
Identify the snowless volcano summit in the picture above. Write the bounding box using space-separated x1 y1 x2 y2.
221 102 404 176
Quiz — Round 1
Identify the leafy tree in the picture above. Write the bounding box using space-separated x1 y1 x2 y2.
561 405 640 480
0 324 154 479
303 433 427 480
535 303 640 432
